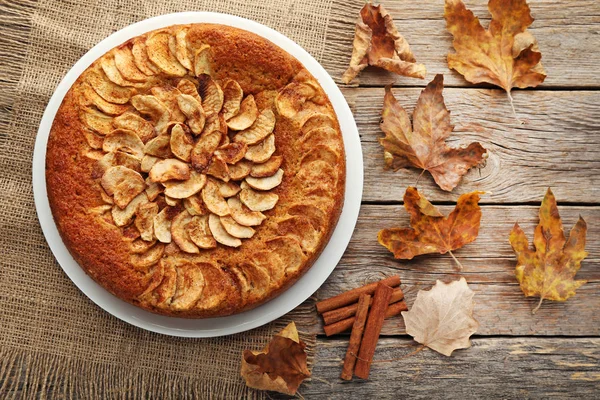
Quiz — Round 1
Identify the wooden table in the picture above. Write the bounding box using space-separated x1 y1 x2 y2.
301 0 600 397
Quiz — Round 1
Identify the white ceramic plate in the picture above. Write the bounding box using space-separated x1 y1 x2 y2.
32 12 362 337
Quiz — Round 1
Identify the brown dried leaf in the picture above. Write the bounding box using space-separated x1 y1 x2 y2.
241 322 310 395
380 75 486 191
402 278 479 356
342 3 426 84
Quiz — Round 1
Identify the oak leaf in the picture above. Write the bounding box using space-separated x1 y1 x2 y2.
509 188 588 314
241 322 310 395
402 277 479 356
342 3 426 84
380 75 486 192
378 186 483 269
445 0 546 118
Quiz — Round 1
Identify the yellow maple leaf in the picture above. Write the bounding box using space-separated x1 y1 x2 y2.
444 0 546 120
509 189 588 314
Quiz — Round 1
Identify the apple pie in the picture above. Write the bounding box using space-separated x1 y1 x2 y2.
45 24 346 317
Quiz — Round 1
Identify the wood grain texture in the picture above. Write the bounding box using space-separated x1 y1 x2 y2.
322 0 600 88
299 205 600 336
301 337 600 399
343 87 600 203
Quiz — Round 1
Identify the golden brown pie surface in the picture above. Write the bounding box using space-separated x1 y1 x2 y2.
45 24 346 317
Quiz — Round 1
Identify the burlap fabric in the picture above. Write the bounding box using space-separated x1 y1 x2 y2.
0 0 362 397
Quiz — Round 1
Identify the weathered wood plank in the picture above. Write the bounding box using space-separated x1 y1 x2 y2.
301 337 600 399
323 0 600 88
342 87 600 203
293 205 600 336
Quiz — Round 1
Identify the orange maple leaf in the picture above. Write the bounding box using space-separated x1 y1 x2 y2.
342 3 426 84
509 189 588 314
379 74 487 192
378 186 483 269
241 322 310 395
445 0 546 120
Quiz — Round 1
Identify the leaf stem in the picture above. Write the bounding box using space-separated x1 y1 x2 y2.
506 90 523 125
369 344 427 363
415 169 426 187
448 250 463 270
532 296 544 315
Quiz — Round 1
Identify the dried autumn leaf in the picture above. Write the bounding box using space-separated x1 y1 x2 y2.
445 0 546 119
509 188 588 314
380 75 486 192
342 3 426 84
241 322 310 395
378 186 483 269
402 278 479 356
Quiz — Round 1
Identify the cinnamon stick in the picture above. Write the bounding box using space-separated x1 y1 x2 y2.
354 283 393 379
315 276 401 313
340 293 370 380
323 300 408 337
322 287 404 325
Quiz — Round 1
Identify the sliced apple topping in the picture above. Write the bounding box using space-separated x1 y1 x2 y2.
277 216 320 252
131 95 171 134
79 83 130 115
171 211 199 253
83 128 104 149
113 112 156 143
101 166 146 209
220 215 255 239
174 28 193 71
138 260 164 299
298 126 341 151
131 37 160 76
222 80 243 120
130 242 164 271
93 151 141 179
79 107 114 136
287 203 326 230
239 186 278 212
300 144 339 166
170 262 206 310
193 45 212 77
245 168 283 191
150 86 186 123
300 112 336 134
183 195 208 216
177 78 202 104
169 123 194 162
154 206 180 243
100 54 140 87
187 215 216 249
88 204 112 216
144 177 163 201
149 158 190 182
232 262 270 301
218 181 241 198
275 81 316 118
226 95 258 131
163 170 207 199
296 160 337 194
205 156 230 182
102 129 144 159
145 31 187 77
190 131 221 171
266 236 306 274
135 202 159 241
164 195 179 206
154 258 177 307
208 213 241 247
201 179 230 216
227 197 266 226
177 93 205 134
214 142 247 164
144 135 172 158
234 109 275 145
141 155 160 173
244 133 275 163
197 74 223 116
228 159 252 180
112 192 148 227
130 238 157 254
113 45 149 82
250 156 283 178
84 69 132 104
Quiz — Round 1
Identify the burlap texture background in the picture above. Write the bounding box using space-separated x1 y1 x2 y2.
0 0 361 397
